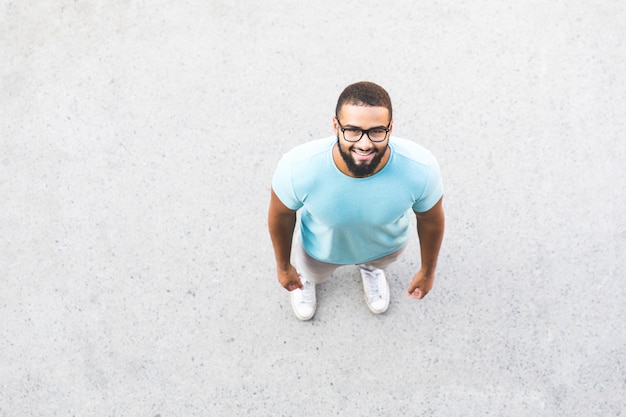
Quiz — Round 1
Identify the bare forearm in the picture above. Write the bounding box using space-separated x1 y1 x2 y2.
416 214 445 273
408 199 445 299
268 211 296 270
268 190 302 291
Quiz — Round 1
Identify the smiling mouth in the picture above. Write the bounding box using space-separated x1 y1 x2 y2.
352 149 375 163
353 149 374 157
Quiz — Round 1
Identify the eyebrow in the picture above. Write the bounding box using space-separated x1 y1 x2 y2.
343 124 388 130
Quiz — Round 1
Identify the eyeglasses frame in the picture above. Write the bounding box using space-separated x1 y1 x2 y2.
335 118 392 143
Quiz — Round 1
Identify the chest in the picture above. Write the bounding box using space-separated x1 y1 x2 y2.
300 172 416 227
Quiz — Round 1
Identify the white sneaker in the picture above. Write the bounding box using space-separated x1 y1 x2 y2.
290 275 316 321
359 266 390 314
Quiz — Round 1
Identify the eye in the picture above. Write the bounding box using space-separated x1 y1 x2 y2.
346 128 361 133
370 129 386 135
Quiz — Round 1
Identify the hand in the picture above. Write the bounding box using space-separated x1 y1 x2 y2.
407 269 435 299
277 264 303 291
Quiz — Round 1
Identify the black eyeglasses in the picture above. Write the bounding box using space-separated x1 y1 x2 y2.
336 119 391 143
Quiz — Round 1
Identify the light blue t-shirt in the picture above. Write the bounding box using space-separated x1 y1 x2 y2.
272 136 443 265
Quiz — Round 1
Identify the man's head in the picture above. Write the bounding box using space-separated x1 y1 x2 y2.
335 81 392 120
333 82 393 178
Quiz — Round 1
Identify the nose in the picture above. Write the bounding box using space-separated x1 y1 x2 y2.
355 131 375 144
357 136 375 150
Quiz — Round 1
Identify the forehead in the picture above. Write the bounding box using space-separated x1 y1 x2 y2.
338 104 390 127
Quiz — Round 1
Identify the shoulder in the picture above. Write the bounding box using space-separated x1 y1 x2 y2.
388 137 444 210
389 137 439 167
273 137 335 190
272 137 335 209
280 136 335 163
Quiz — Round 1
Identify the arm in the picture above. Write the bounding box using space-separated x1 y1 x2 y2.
267 188 302 291
407 197 445 299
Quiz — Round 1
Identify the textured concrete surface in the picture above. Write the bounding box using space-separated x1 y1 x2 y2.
1 1 625 416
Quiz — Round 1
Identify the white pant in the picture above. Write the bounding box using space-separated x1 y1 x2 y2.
291 231 407 284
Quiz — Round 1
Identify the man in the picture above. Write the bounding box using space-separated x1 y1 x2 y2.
268 81 445 320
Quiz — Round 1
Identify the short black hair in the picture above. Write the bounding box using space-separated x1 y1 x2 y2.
335 81 393 119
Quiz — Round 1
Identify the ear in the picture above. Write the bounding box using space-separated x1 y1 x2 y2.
388 119 394 134
332 116 340 136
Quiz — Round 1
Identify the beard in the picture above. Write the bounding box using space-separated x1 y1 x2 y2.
336 137 388 177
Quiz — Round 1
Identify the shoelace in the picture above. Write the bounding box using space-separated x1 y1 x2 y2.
299 280 315 303
362 268 382 297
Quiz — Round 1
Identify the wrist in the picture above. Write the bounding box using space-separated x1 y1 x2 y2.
420 265 437 276
276 262 292 272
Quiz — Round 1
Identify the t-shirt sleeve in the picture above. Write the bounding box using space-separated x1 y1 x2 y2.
271 153 304 211
412 157 444 213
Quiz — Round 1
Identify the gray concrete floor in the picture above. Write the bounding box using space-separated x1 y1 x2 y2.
2 1 625 416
